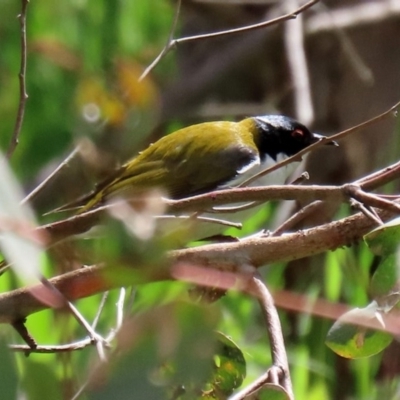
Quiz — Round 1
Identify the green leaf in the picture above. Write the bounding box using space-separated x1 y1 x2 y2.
326 303 392 359
364 217 400 256
207 332 246 396
370 254 400 309
365 218 400 310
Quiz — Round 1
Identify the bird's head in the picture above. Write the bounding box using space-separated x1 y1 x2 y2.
253 115 337 160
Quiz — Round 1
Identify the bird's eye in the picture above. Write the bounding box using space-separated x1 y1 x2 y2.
291 129 304 139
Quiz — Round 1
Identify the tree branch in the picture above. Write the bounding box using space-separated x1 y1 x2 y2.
0 204 397 324
236 274 293 399
140 0 319 80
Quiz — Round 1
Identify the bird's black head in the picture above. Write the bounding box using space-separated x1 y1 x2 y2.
253 115 336 161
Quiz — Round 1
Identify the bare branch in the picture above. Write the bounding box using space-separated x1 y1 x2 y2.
231 273 293 400
169 210 381 272
271 200 323 236
141 0 319 79
21 146 81 205
156 214 242 229
38 276 108 360
345 185 400 214
165 176 400 215
92 291 109 330
7 0 29 158
38 156 400 244
11 318 37 349
175 0 319 43
139 0 182 81
350 200 383 226
10 337 93 354
1 202 398 324
328 99 400 143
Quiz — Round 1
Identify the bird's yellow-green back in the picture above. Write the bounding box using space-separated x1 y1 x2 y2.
78 118 259 212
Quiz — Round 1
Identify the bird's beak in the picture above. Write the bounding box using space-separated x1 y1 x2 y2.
312 133 339 146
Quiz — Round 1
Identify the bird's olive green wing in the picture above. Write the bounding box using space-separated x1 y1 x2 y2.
74 120 260 212
102 121 260 200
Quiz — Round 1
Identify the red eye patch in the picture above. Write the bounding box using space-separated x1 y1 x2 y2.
291 129 304 139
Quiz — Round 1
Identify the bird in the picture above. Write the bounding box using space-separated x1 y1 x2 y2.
56 115 337 239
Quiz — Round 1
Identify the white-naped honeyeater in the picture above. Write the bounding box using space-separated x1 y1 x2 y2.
57 115 337 239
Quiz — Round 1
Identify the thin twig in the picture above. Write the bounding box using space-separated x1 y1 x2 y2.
230 370 285 400
356 159 400 190
175 0 319 43
350 200 383 226
252 274 293 398
72 371 91 400
106 287 126 342
38 276 108 360
328 99 400 143
139 0 182 81
156 214 242 229
344 184 400 214
231 273 293 400
95 339 107 362
141 0 319 80
92 291 109 329
7 0 29 158
115 288 126 331
72 290 127 400
21 146 81 205
11 318 37 349
10 337 93 353
208 201 263 213
271 200 323 236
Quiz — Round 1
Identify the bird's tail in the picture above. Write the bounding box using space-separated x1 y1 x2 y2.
45 165 127 215
44 190 102 215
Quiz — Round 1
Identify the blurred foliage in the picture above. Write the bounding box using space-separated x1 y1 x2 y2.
0 0 171 183
1 1 400 400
